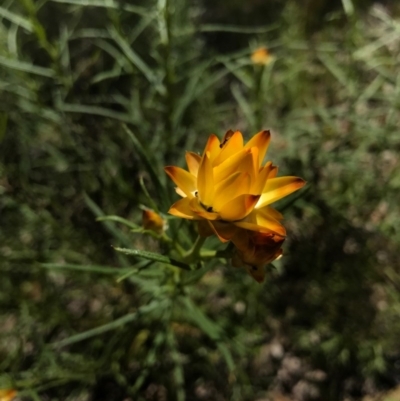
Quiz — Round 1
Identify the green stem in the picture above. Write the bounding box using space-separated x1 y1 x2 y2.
200 249 231 260
181 235 206 264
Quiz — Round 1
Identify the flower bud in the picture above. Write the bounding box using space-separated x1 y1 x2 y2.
142 209 166 234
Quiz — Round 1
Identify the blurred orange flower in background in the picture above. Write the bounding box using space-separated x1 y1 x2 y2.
0 389 17 401
165 130 305 281
251 47 274 65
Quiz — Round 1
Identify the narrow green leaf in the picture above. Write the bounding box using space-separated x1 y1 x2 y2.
318 54 355 95
49 0 148 15
182 263 214 285
39 262 134 275
50 300 161 348
0 56 55 78
217 342 235 373
108 26 164 94
113 247 190 271
123 124 169 209
83 194 133 268
200 24 278 34
96 215 140 230
182 298 221 340
341 0 354 16
59 103 132 123
0 6 33 31
166 330 185 401
0 113 8 142
231 83 256 129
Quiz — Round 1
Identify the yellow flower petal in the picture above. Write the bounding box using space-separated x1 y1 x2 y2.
189 198 219 220
202 134 221 162
185 151 201 176
214 148 254 184
168 198 201 220
258 205 284 221
251 161 273 194
268 165 278 178
213 172 251 211
164 166 196 198
244 130 270 166
197 153 214 206
234 209 286 236
213 130 243 166
257 176 306 208
219 194 260 221
175 187 186 197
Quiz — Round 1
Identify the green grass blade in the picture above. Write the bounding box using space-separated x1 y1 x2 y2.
58 103 132 123
0 55 55 77
108 26 164 94
0 6 33 31
199 23 278 34
0 113 8 143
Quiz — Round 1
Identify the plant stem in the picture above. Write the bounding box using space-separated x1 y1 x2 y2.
181 235 206 264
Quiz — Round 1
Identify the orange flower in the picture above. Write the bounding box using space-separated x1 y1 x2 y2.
231 230 284 282
142 209 166 234
165 130 305 242
0 389 17 401
251 47 274 65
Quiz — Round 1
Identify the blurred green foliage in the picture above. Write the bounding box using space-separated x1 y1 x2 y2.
1 0 400 400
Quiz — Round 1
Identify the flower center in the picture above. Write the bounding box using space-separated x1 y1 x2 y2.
195 191 214 213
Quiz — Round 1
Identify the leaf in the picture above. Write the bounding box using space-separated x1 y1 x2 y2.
123 124 170 209
58 103 132 123
217 342 235 373
113 247 190 271
0 6 33 31
200 24 278 34
39 262 135 275
0 113 8 143
231 83 256 129
84 193 133 248
318 53 355 95
96 215 140 230
182 262 214 285
49 0 148 15
0 56 55 78
108 26 164 94
181 298 221 341
50 300 161 348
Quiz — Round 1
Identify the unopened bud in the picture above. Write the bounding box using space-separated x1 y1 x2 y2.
142 209 166 234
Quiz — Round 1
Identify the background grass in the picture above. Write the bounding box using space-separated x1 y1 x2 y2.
1 0 400 400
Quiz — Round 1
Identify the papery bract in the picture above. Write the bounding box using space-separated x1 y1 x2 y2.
231 230 284 282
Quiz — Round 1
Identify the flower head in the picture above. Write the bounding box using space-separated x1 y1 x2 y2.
0 389 17 401
142 209 166 234
165 130 305 242
251 47 274 66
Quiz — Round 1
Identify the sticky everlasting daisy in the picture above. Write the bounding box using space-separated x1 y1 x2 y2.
164 130 305 243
